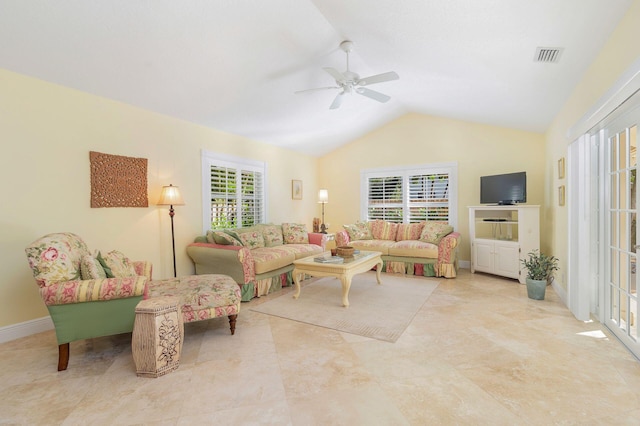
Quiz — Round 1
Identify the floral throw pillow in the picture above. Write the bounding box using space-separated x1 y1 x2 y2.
235 228 266 249
102 250 137 278
80 254 107 280
419 222 454 245
369 220 399 241
260 225 284 247
343 222 373 241
282 223 309 244
396 222 425 241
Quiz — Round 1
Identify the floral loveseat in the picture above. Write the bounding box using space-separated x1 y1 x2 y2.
336 220 461 278
186 223 328 301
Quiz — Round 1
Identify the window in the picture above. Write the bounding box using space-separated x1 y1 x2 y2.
361 162 457 227
201 151 266 231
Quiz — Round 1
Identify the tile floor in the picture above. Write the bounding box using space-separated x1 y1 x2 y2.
1 269 640 425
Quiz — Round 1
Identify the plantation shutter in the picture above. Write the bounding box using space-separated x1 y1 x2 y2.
239 169 264 227
408 173 449 222
210 166 237 228
206 155 265 229
367 176 403 222
362 164 456 225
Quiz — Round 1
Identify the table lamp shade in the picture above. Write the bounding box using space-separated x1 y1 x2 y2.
318 189 329 203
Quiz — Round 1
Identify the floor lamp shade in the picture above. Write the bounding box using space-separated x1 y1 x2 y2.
158 184 185 277
158 184 185 206
318 189 328 233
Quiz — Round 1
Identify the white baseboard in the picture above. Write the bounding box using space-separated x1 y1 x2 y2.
0 316 54 344
458 260 470 269
551 277 568 307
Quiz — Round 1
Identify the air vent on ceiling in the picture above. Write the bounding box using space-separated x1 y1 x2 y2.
534 47 563 63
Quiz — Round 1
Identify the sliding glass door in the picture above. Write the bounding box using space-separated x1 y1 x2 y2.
602 105 640 357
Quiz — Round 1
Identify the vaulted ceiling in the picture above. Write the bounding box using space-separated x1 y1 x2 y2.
0 1 633 156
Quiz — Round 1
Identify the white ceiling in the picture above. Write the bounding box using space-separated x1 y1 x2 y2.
0 1 633 156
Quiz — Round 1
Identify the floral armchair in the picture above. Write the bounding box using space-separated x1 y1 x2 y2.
25 232 151 371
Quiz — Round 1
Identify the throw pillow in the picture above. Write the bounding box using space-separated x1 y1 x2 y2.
205 230 216 244
282 223 309 244
102 250 137 277
420 222 454 245
396 222 424 241
96 251 115 278
234 227 266 249
80 254 107 280
260 225 284 247
208 230 242 246
369 220 399 241
223 229 245 245
343 222 373 241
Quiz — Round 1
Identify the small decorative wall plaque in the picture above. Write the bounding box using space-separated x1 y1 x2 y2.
90 151 148 208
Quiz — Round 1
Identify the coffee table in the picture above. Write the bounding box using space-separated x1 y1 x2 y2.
292 251 383 307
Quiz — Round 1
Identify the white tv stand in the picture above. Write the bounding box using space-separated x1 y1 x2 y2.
468 205 540 284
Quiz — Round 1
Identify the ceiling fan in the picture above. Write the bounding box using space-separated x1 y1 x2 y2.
295 40 399 110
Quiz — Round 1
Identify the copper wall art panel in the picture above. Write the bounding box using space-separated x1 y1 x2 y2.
90 151 148 208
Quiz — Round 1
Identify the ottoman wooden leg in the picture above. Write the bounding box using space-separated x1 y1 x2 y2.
228 314 237 335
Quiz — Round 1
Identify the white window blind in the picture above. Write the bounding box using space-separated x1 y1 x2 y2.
202 151 266 231
362 163 457 226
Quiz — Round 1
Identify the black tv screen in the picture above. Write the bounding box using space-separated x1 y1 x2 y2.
480 172 527 205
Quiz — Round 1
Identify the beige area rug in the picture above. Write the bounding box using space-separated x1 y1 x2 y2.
251 271 440 342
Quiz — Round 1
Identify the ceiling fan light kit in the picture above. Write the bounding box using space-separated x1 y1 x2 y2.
296 40 399 110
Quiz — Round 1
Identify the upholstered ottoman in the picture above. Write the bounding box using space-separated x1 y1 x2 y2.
148 274 241 334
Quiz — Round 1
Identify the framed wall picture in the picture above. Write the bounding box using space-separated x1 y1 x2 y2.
558 157 565 179
292 179 302 200
558 185 565 206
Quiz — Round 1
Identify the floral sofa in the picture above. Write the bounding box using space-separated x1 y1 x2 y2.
336 220 461 278
186 223 328 301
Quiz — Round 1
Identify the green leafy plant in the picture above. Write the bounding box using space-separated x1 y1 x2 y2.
521 249 559 281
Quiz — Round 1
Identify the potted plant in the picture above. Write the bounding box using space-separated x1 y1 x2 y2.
520 250 559 300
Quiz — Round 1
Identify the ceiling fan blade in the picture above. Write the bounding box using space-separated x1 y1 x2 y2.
329 92 344 110
294 86 340 94
323 67 347 83
356 87 391 103
357 71 399 86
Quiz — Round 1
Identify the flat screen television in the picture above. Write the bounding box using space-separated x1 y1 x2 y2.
480 172 527 205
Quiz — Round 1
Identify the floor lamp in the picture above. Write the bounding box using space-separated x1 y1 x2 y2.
158 184 185 277
318 189 328 234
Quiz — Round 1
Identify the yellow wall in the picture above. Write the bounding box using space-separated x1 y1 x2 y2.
545 0 640 291
319 113 546 261
0 69 320 328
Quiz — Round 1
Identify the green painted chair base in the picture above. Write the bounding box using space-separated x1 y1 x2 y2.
48 296 143 370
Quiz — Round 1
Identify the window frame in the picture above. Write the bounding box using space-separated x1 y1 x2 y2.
360 162 458 229
201 150 267 233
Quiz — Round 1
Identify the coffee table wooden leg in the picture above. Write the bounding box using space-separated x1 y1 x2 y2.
375 261 383 285
341 276 352 307
292 269 302 299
